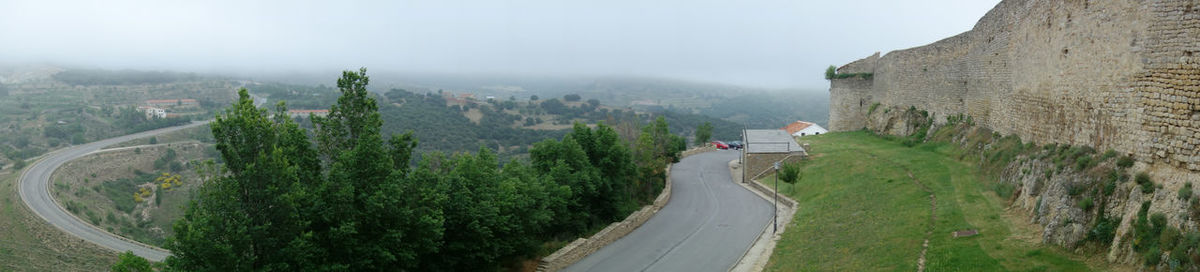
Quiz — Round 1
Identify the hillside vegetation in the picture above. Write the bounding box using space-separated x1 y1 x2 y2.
164 69 689 271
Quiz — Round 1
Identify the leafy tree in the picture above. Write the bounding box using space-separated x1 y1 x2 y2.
778 162 801 193
587 98 601 108
540 99 568 115
824 65 836 80
695 121 713 146
310 68 444 270
167 69 692 271
564 94 582 102
530 95 539 101
110 251 152 272
167 89 316 271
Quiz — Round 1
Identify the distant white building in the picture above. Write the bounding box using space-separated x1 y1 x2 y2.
782 120 828 137
137 106 166 119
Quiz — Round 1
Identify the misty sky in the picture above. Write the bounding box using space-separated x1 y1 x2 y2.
1 0 999 89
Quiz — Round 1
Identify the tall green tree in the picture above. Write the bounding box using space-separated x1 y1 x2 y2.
167 89 316 271
167 68 690 271
310 68 444 270
695 121 713 146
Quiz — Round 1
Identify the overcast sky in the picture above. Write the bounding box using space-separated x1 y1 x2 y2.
0 0 1000 89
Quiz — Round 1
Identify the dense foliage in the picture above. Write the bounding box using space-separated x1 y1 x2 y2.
166 69 685 271
110 251 152 272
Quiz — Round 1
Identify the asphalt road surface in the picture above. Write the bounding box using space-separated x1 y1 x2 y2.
18 121 210 262
564 151 774 272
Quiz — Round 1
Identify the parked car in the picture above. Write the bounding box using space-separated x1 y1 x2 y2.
712 141 729 149
727 141 743 150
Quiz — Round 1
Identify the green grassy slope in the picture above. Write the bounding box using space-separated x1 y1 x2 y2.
763 131 1107 271
0 171 115 271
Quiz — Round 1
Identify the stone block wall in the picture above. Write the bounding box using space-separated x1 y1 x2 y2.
830 0 1200 171
826 0 1200 264
744 152 807 183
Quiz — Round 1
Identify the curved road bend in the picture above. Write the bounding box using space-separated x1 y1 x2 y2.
19 121 210 262
564 151 774 272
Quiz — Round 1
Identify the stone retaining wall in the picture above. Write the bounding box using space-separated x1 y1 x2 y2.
744 152 806 183
536 147 709 272
747 178 797 208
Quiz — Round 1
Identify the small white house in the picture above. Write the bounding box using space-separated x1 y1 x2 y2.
137 106 167 119
782 120 828 137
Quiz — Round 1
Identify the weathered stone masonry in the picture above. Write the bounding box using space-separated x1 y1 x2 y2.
830 0 1200 171
827 0 1200 264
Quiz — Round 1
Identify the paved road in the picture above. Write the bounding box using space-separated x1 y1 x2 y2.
564 151 774 272
18 121 210 262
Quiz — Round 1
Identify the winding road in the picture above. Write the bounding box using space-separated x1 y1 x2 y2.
18 121 210 262
19 120 773 268
564 151 774 272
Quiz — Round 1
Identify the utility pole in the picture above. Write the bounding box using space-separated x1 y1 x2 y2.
773 161 779 233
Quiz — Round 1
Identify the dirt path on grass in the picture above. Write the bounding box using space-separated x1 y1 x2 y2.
860 150 939 272
907 172 937 272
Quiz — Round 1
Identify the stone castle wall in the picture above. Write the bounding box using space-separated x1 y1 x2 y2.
829 0 1200 170
827 0 1200 264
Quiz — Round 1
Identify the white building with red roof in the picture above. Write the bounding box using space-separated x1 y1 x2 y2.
781 120 828 137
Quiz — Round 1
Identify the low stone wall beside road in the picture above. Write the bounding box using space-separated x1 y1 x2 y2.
537 147 709 272
747 178 796 209
680 145 717 158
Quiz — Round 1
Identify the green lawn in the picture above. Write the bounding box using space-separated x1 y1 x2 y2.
764 131 1105 271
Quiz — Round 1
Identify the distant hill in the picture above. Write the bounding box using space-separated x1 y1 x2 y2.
366 73 830 130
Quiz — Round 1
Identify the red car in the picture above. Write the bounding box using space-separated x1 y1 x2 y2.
712 141 729 149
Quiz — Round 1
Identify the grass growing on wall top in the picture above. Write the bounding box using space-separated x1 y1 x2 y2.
762 131 1102 271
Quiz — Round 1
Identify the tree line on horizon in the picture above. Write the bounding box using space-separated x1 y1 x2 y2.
152 68 687 271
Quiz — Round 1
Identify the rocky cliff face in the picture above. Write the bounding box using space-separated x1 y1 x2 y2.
834 0 1200 266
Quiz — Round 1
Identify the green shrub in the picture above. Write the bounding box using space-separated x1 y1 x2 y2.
993 182 1015 199
85 209 101 225
830 72 872 80
1067 183 1085 196
1075 156 1093 170
868 102 881 115
1100 149 1117 160
1103 179 1117 196
1144 246 1161 266
1117 156 1135 168
1079 196 1094 211
1180 183 1193 200
1088 216 1120 244
1137 172 1154 193
1161 227 1182 251
824 65 836 80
